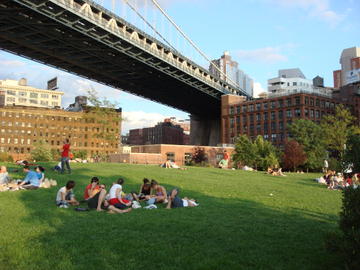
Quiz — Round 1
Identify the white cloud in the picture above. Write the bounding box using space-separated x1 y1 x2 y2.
269 0 345 26
234 46 288 64
0 59 25 67
253 82 267 98
121 111 167 133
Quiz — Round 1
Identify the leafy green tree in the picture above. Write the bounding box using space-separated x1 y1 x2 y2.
85 88 121 144
232 135 257 168
31 141 53 161
73 150 88 160
321 104 360 169
253 135 279 170
345 134 360 172
288 119 326 171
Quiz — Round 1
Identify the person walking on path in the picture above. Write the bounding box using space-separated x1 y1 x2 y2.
61 139 71 174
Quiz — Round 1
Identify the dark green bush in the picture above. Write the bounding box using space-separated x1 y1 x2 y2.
339 187 360 269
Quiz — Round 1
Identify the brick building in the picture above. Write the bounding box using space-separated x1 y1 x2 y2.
0 104 121 160
221 93 340 147
109 144 234 167
128 120 189 145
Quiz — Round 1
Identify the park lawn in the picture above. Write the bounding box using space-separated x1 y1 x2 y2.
0 163 343 270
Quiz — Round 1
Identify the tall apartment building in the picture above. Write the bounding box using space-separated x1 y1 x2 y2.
209 51 254 97
333 47 360 88
0 98 121 160
221 68 355 147
0 78 64 108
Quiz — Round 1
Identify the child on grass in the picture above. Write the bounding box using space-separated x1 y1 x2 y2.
56 180 79 208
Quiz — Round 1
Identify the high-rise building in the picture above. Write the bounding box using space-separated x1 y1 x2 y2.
0 78 64 108
209 51 254 96
268 68 333 98
333 47 360 88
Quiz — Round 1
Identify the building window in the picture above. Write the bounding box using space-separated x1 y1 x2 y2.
18 98 26 103
41 93 49 98
286 110 292 118
52 102 58 107
316 99 320 107
271 122 276 131
249 104 254 112
271 101 276 109
230 118 235 128
279 122 284 130
310 98 314 106
19 91 27 97
278 110 283 119
30 99 38 104
295 108 301 117
229 107 234 115
264 112 268 121
52 95 59 99
293 82 297 86
305 97 309 105
295 97 300 105
236 106 241 114
256 114 261 122
6 97 15 103
315 110 320 118
263 102 268 110
166 152 175 162
271 111 275 120
310 110 314 118
278 100 283 108
40 100 49 106
305 109 309 117
286 98 292 106
242 106 247 113
7 90 16 96
250 114 254 123
256 103 261 111
30 93 38 98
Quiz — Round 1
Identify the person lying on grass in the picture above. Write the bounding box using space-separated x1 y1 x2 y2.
146 180 167 205
18 166 41 190
166 189 199 209
108 178 133 210
56 180 80 208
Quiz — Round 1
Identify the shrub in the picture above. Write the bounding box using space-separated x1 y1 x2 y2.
0 152 13 162
192 147 207 165
339 187 360 269
328 157 341 172
30 141 53 161
73 150 88 160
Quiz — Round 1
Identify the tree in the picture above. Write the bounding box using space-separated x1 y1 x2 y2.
31 140 53 161
232 135 257 168
321 104 360 170
192 147 207 165
85 88 121 144
345 134 360 173
288 119 326 171
73 150 88 160
253 135 279 170
283 140 307 172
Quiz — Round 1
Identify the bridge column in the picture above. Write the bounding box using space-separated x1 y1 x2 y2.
190 115 220 146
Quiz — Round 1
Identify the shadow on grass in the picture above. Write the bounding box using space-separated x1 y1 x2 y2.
1 164 343 270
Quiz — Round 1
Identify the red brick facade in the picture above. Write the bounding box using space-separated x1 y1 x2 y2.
221 93 340 147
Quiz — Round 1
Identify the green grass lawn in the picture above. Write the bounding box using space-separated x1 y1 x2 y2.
0 163 343 270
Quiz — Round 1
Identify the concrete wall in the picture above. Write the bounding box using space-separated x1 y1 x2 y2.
190 115 221 146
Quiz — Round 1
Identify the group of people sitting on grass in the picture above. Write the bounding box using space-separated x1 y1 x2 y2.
55 177 199 213
0 165 57 192
315 171 360 190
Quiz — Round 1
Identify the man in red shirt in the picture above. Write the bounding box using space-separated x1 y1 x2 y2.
61 139 71 174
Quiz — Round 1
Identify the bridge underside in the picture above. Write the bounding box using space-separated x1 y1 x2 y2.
0 0 223 118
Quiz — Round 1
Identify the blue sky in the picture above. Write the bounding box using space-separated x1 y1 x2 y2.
0 0 359 133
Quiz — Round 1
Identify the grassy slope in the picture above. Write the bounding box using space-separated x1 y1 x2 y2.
0 163 342 270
